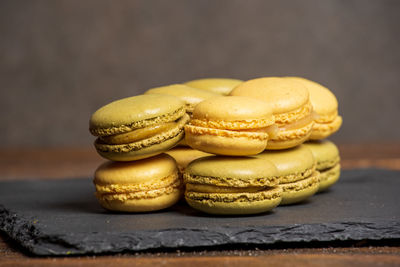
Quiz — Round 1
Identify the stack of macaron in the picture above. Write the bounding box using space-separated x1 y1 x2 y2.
89 77 342 215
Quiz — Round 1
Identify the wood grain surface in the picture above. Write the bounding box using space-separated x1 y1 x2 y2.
0 144 400 266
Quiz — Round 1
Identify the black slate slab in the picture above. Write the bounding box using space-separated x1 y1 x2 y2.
1 168 400 256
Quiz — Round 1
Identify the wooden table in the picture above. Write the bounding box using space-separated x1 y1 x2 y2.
1 144 400 266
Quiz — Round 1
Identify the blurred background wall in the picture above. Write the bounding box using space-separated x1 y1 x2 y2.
0 0 399 147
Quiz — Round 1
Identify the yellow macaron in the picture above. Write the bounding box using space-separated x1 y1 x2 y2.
184 156 282 215
89 94 190 161
184 96 275 156
230 77 314 150
257 145 320 205
286 77 342 140
184 78 243 95
93 154 182 212
303 140 341 192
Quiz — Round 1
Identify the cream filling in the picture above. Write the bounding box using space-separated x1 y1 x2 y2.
100 121 178 145
99 114 189 145
277 111 317 132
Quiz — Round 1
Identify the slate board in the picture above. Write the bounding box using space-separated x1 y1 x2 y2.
1 168 400 256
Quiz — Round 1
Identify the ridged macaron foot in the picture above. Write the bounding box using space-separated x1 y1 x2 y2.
185 96 275 156
256 145 320 205
144 84 219 115
303 140 341 192
286 77 342 140
93 154 182 212
230 77 314 150
165 147 212 172
89 94 190 161
184 156 282 215
184 78 243 95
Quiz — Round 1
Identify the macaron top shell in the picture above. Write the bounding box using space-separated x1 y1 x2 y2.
230 77 309 114
286 77 338 122
303 140 340 170
192 96 274 123
144 84 219 113
185 156 279 187
184 78 243 95
94 154 177 185
90 94 185 136
256 145 315 179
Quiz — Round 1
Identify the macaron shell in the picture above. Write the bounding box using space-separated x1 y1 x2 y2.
230 77 309 114
94 154 178 185
309 116 343 140
185 127 268 156
144 84 219 113
285 77 338 119
192 96 274 122
303 140 340 170
90 94 185 136
318 163 341 192
256 145 315 183
279 171 320 205
184 78 243 95
184 156 279 187
165 147 212 171
185 187 282 215
98 187 182 212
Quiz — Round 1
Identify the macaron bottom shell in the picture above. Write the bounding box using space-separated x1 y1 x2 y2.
185 187 282 215
98 188 182 212
279 171 320 205
318 164 341 192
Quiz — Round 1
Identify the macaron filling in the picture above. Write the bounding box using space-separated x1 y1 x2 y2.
99 121 180 145
185 124 269 141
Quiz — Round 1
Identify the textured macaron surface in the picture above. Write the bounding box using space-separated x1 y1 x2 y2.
184 156 279 187
89 94 186 136
144 84 219 113
184 78 243 95
256 145 316 183
94 154 178 185
230 77 309 115
191 96 274 125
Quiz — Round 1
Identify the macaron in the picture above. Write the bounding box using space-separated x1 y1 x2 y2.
230 77 314 150
165 147 212 172
89 94 190 161
93 154 182 212
144 84 219 115
303 140 341 192
184 156 282 215
256 145 320 205
184 78 243 95
286 77 342 140
185 96 275 156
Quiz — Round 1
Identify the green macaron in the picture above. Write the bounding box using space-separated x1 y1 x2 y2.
184 156 282 215
303 140 340 192
89 94 189 161
256 145 320 205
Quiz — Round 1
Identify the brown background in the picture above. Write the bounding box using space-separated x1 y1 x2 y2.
1 0 399 147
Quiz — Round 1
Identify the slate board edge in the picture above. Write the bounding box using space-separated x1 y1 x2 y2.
1 204 400 256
